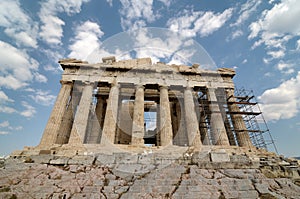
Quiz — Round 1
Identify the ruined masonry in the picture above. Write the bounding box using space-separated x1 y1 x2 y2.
2 57 300 199
37 57 258 153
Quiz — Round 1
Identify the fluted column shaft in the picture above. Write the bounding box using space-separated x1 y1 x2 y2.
56 97 74 144
131 85 145 145
226 88 253 147
68 82 94 145
101 83 120 144
38 81 73 148
207 88 230 146
184 87 202 148
159 86 173 146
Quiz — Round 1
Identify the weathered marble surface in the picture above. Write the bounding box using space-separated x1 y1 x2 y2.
1 151 299 199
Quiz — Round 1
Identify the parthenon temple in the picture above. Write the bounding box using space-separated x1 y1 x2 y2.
37 57 269 152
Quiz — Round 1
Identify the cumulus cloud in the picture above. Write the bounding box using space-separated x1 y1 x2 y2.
39 0 90 45
0 106 17 114
0 41 40 90
276 60 294 74
0 91 14 103
106 0 113 6
231 0 262 27
20 101 36 118
0 131 10 135
167 8 233 38
69 21 104 60
0 121 9 128
119 0 161 30
0 120 22 134
29 89 57 106
0 0 38 48
258 71 300 121
248 0 300 59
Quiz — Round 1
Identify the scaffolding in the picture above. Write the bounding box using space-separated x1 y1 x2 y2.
198 87 278 153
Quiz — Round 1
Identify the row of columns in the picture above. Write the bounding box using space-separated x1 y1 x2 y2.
39 80 253 149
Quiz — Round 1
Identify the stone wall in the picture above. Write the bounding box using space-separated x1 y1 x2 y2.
1 150 300 198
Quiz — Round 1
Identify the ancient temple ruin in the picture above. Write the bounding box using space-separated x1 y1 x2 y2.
37 57 273 152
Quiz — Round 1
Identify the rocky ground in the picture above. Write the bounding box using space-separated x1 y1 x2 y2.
0 150 300 199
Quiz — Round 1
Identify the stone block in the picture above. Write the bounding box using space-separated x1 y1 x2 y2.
68 155 95 165
115 153 138 164
39 150 52 155
96 154 115 165
50 157 69 165
210 152 230 162
191 151 210 164
29 155 53 164
137 154 154 164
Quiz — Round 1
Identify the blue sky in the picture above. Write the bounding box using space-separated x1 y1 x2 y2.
0 0 299 157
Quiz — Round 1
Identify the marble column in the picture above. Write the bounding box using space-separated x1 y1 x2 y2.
173 100 188 146
131 85 145 145
38 80 73 148
68 82 94 145
226 88 253 147
184 87 202 148
159 86 173 146
207 88 230 146
101 83 120 144
55 95 74 144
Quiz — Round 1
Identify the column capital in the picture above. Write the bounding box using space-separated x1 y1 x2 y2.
60 80 73 85
159 85 169 90
135 84 144 89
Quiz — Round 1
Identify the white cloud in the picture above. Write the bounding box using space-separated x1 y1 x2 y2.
231 0 262 27
0 91 14 103
0 0 38 48
0 41 40 90
69 21 104 60
20 101 36 118
296 39 300 51
106 0 113 6
276 60 294 74
231 30 244 40
0 131 10 135
167 8 233 38
242 59 248 64
259 71 300 121
39 0 90 45
119 0 160 30
34 72 48 83
267 50 285 59
248 0 300 58
8 126 23 131
44 65 62 74
0 121 9 128
29 90 56 106
0 121 22 132
0 106 17 114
